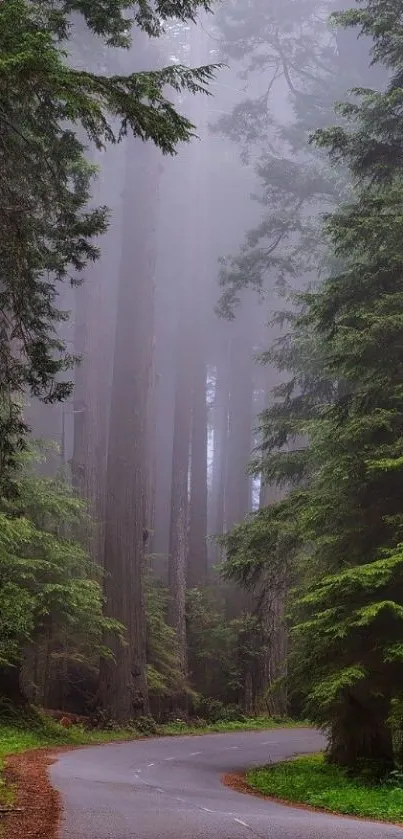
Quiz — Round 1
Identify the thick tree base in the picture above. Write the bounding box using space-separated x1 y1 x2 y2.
328 697 394 780
0 665 28 711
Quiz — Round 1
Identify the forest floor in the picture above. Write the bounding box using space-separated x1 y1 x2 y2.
0 713 301 839
243 753 403 824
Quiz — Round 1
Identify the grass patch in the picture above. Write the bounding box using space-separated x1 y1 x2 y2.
247 753 403 823
0 712 303 759
159 716 304 736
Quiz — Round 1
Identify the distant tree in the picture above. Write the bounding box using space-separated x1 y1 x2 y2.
145 571 188 718
215 0 383 313
99 136 158 722
0 0 216 493
188 344 208 588
168 314 193 708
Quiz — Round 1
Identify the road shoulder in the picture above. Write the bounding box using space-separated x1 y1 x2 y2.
3 748 65 839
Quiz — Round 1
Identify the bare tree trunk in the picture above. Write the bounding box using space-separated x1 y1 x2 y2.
146 335 157 552
209 337 231 564
99 136 158 722
168 320 193 703
257 371 289 716
188 336 208 588
71 145 123 567
225 328 254 531
152 337 175 580
0 665 27 706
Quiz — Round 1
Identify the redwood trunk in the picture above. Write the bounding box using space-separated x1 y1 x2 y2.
168 321 193 701
99 136 158 721
188 341 208 589
224 330 254 532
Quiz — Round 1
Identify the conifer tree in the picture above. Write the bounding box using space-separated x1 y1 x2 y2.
225 0 403 774
0 0 215 491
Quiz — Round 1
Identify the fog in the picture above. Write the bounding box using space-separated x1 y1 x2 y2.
22 0 384 720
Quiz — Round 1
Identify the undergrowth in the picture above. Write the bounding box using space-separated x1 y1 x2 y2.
0 707 303 762
247 753 403 823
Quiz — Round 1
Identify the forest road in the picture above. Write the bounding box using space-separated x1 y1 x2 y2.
51 728 403 839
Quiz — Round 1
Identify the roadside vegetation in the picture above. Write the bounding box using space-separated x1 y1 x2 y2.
247 754 403 824
0 709 302 759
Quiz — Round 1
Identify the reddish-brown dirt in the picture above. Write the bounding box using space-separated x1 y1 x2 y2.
2 748 73 839
222 772 265 798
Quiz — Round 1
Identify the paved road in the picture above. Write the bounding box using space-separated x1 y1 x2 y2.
51 728 403 838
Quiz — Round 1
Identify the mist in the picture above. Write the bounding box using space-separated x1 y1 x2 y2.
2 0 388 732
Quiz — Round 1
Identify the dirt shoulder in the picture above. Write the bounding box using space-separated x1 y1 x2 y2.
3 748 71 839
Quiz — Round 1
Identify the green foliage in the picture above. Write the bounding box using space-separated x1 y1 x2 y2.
186 586 243 705
145 571 188 706
186 587 281 714
214 0 383 317
221 498 302 592
0 0 217 487
0 450 117 677
247 754 403 822
49 0 212 45
220 0 403 774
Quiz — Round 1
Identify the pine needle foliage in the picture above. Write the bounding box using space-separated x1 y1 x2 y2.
0 0 217 490
223 0 403 776
0 450 117 675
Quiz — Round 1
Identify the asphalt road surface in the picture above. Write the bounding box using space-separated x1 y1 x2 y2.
51 728 403 838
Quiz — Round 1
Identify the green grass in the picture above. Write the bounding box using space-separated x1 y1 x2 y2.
159 715 305 736
247 753 403 824
0 713 303 758
0 719 136 762
0 712 304 765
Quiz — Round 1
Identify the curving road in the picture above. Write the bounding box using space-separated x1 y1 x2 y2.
51 728 403 838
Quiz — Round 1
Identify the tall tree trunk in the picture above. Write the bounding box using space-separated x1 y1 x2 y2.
151 250 176 579
145 335 157 552
328 695 394 777
0 665 27 705
209 348 230 565
71 145 123 566
257 365 289 716
224 328 254 531
188 336 208 588
166 23 212 693
258 591 288 717
168 320 193 702
99 136 158 722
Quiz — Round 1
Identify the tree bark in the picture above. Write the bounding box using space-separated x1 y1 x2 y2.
99 136 158 722
0 665 27 706
209 341 231 565
224 327 254 532
71 145 123 567
328 694 394 777
168 320 193 702
188 338 208 588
